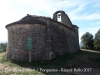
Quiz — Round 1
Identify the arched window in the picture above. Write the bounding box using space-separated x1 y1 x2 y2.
57 13 61 22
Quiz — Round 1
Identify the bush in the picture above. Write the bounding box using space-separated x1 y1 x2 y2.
0 42 7 52
0 54 6 63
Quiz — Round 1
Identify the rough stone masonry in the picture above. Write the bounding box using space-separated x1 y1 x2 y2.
6 11 80 61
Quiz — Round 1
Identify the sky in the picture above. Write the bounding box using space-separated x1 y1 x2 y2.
0 0 100 43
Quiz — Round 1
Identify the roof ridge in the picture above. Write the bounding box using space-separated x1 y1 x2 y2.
6 15 47 28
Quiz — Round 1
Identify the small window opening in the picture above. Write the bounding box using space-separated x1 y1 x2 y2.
57 13 61 22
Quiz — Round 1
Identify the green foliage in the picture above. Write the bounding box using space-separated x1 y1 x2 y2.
81 32 94 49
0 42 7 51
0 54 6 63
0 50 4 53
94 29 100 50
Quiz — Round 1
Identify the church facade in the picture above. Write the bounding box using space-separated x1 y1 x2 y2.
6 11 79 61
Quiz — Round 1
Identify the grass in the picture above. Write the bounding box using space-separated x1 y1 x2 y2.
0 50 5 53
81 49 100 53
0 49 100 75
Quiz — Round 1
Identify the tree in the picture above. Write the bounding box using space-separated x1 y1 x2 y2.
0 42 7 51
94 29 100 50
81 32 94 49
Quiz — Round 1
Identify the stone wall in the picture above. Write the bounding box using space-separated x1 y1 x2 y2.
48 20 79 54
33 17 79 54
6 24 48 61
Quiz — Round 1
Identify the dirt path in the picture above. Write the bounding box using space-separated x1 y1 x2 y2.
0 63 7 70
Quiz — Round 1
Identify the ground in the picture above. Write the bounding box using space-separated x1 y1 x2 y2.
0 49 100 75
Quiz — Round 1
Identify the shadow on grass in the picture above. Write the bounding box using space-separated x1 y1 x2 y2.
12 52 75 67
8 50 100 75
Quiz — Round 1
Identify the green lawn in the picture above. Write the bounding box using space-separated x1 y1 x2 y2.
0 49 100 75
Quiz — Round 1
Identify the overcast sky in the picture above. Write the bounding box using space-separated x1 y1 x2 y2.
0 0 100 43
